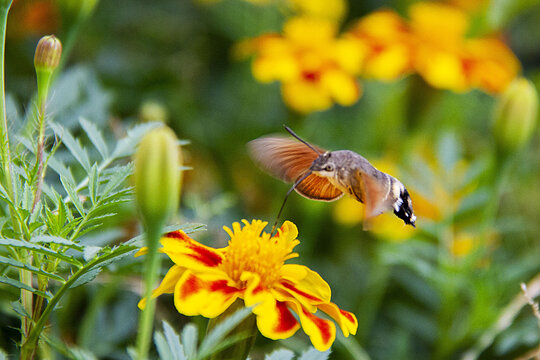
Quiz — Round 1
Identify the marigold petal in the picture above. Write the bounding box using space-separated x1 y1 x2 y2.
243 272 272 307
288 301 336 351
138 265 185 310
410 2 468 46
160 231 224 272
282 81 332 113
364 44 412 81
320 69 361 106
318 302 358 337
174 271 240 318
415 49 467 91
252 55 299 83
284 17 337 47
279 264 331 306
252 297 300 340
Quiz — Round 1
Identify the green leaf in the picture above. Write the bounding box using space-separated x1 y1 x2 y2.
0 276 52 299
181 323 198 359
83 246 101 261
199 306 253 357
50 123 91 172
88 163 99 205
60 175 86 216
69 267 102 288
487 0 540 28
298 348 330 360
155 321 187 360
11 300 31 318
0 255 65 282
154 331 174 360
30 235 84 251
100 164 132 199
266 349 295 360
112 122 161 158
0 238 82 266
80 117 109 160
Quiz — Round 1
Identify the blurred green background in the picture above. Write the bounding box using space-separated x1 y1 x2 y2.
3 0 540 359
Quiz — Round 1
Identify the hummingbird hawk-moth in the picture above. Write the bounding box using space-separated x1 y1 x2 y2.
248 126 416 229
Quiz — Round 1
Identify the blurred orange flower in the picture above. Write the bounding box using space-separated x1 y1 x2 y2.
238 16 365 113
348 10 413 81
137 220 358 351
9 0 59 38
348 2 520 93
409 2 519 93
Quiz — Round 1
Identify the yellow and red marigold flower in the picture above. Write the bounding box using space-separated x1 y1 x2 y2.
137 220 358 351
348 2 520 93
238 16 365 113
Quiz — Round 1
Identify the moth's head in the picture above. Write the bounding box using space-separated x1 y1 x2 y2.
393 187 416 227
310 152 337 177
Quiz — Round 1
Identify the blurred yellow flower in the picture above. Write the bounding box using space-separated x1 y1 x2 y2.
239 16 365 113
289 0 347 21
348 10 413 81
137 220 358 351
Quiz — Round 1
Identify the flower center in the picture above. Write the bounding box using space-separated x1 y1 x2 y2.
221 220 298 288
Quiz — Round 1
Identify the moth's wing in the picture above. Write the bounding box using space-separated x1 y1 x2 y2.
295 173 343 201
351 170 395 229
247 136 326 182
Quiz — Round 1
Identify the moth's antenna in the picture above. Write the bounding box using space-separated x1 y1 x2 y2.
270 171 312 236
283 125 322 155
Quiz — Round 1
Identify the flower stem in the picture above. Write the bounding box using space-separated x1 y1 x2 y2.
136 224 163 360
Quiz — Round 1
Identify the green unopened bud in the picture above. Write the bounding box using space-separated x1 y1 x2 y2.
493 77 539 153
134 126 182 227
34 35 62 72
139 100 169 123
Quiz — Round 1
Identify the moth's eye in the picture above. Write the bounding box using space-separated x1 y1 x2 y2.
325 165 334 172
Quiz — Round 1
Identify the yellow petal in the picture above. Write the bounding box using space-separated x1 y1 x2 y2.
252 296 300 340
410 2 469 47
332 36 366 75
173 271 239 318
320 69 361 106
138 265 185 310
318 302 358 337
252 55 299 83
281 80 332 113
160 231 225 273
415 49 467 91
279 264 331 304
283 16 337 47
287 301 336 351
364 43 411 81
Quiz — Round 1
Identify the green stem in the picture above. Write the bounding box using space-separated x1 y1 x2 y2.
20 245 136 359
136 224 163 360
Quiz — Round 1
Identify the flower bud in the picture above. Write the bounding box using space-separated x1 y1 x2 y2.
134 126 182 226
493 77 539 153
34 35 62 72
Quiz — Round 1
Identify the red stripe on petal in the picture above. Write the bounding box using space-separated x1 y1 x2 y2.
280 281 323 302
164 231 222 267
340 309 356 324
165 231 190 240
275 301 299 333
209 279 239 295
302 308 333 346
179 274 202 300
186 248 223 267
